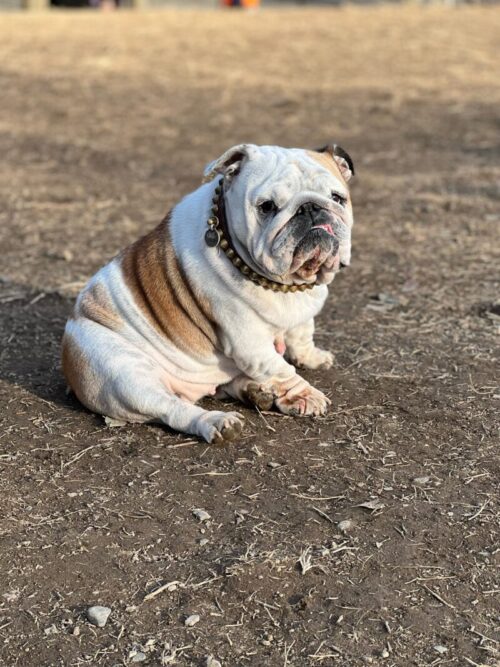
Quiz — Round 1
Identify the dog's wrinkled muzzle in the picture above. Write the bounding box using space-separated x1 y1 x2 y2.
279 202 341 281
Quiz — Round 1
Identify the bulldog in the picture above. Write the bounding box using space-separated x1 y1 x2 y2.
62 143 355 444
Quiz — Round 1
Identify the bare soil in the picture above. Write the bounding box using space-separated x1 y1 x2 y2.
0 6 499 666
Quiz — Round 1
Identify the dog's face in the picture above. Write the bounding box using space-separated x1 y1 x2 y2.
204 144 354 286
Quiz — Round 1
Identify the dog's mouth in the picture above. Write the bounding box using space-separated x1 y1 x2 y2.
269 206 346 284
290 228 340 282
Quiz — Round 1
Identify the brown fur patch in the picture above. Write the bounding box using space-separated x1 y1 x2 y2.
307 150 347 185
120 215 217 357
78 282 122 331
61 330 99 408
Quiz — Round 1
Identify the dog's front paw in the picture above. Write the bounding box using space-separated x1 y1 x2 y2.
244 382 275 412
199 411 245 445
270 381 331 417
289 347 334 370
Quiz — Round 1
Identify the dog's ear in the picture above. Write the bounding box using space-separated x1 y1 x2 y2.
317 144 355 182
203 144 257 183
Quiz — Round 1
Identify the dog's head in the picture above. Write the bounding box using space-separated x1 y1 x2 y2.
204 143 354 286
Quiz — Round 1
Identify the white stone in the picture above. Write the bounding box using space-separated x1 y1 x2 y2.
433 645 448 654
338 519 354 533
184 614 200 627
206 657 222 667
131 652 146 662
86 605 111 628
193 509 211 522
413 476 430 485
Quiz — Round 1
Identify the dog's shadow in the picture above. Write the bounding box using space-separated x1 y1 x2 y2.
0 281 242 433
0 282 84 412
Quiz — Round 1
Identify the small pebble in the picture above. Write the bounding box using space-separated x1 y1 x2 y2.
72 626 80 637
338 519 354 533
104 416 126 428
381 648 390 658
433 645 448 654
199 538 209 546
206 657 222 667
192 509 211 522
185 614 200 627
358 499 385 511
268 461 281 469
44 624 59 636
86 605 111 628
131 652 146 663
414 476 430 485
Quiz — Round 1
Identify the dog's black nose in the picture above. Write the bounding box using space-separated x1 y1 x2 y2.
339 262 348 270
296 202 320 216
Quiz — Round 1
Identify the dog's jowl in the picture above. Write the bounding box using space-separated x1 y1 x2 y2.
62 143 355 443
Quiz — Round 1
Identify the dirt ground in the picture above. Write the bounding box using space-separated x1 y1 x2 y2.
0 5 499 667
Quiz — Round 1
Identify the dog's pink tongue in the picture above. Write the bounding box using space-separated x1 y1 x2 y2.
313 223 334 235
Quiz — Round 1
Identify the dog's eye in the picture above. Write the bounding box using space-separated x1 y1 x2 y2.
331 192 347 207
258 200 278 215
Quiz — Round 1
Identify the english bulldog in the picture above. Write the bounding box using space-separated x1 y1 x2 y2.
62 143 354 444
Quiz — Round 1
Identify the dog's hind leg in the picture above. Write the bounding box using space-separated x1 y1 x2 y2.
62 327 244 444
110 374 244 444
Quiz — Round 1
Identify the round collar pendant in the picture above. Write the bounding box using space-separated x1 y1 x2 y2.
205 227 221 247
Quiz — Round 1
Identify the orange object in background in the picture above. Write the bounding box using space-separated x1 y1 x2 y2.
222 0 261 7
